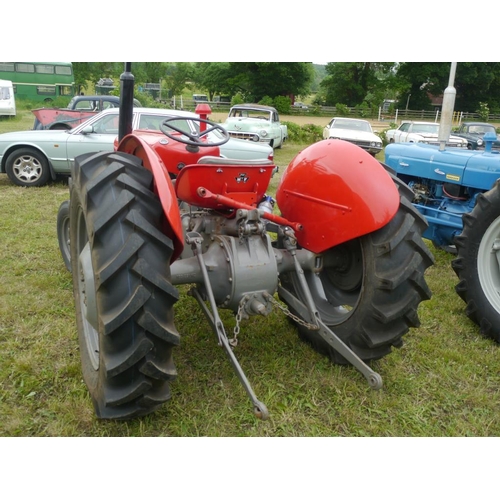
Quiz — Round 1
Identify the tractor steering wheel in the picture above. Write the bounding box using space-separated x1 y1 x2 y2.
160 116 230 147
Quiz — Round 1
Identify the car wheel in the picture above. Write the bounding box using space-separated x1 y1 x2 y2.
5 147 51 187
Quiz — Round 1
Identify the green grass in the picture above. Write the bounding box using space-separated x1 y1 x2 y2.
0 112 499 437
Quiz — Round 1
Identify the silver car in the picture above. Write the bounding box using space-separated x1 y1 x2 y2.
0 107 274 187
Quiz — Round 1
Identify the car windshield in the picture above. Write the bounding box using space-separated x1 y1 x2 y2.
469 125 496 134
137 113 226 143
332 119 371 133
229 108 271 121
138 114 193 134
412 124 439 134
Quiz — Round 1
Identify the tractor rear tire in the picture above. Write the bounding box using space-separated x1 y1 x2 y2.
69 151 180 419
452 180 500 342
279 175 434 364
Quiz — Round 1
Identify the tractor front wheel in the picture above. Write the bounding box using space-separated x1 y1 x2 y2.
453 180 500 342
279 175 434 364
69 151 180 419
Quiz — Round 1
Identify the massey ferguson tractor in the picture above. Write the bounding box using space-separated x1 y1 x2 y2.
58 64 433 420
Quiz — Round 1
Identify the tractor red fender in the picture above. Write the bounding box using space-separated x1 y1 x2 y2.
276 139 400 253
117 135 184 262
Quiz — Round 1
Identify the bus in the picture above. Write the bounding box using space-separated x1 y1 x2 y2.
0 62 75 102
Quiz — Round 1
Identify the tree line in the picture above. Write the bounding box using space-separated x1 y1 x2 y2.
73 62 500 114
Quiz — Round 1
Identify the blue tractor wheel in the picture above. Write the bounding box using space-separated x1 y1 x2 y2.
453 180 500 342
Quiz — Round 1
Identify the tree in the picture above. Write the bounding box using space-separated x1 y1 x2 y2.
131 62 169 85
226 63 314 101
192 62 233 100
453 62 500 112
163 62 194 97
320 62 396 107
393 62 451 110
72 62 122 93
392 62 500 113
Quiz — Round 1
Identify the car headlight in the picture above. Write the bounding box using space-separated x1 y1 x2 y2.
477 139 484 146
252 135 260 142
259 129 268 138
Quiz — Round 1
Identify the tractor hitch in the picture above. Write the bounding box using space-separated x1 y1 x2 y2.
186 231 270 420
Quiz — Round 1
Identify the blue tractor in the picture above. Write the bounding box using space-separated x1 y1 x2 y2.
385 133 500 342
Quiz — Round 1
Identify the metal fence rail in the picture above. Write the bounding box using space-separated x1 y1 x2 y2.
168 98 500 124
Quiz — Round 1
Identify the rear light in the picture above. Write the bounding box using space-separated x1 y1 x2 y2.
268 151 274 161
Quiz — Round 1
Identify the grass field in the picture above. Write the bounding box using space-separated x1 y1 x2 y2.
0 110 499 440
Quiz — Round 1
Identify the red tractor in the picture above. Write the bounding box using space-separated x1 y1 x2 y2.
59 65 434 420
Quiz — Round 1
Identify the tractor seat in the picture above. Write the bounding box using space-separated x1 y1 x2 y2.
175 157 276 209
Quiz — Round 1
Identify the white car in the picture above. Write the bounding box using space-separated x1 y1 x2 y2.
322 117 383 156
386 121 468 148
0 107 274 187
221 104 288 149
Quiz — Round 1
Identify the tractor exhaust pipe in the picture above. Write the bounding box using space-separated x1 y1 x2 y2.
438 62 457 151
118 62 135 142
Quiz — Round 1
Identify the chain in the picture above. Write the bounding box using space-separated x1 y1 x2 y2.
230 296 248 347
267 294 320 331
229 293 319 349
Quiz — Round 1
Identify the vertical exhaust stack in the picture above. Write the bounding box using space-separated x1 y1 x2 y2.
118 63 135 142
438 62 457 151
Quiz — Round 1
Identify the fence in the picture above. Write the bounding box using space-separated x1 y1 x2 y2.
167 97 500 124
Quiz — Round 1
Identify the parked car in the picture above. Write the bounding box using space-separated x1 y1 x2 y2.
0 107 274 187
385 121 468 148
322 117 383 156
453 121 500 150
221 104 288 149
32 95 142 130
293 102 308 109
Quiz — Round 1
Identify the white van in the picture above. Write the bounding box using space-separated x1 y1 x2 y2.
0 80 16 116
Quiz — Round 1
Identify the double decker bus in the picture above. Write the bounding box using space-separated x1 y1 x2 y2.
0 62 75 102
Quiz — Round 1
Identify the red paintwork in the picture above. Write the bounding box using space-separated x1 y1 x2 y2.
32 108 96 129
116 131 399 261
175 163 274 209
114 130 223 177
194 103 212 131
193 187 302 231
276 139 400 253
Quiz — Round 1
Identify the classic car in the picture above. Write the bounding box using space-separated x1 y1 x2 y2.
385 121 467 148
453 121 500 150
221 104 288 149
32 95 142 130
322 117 383 156
0 107 274 187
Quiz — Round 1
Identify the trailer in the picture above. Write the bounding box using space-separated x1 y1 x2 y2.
0 80 15 117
